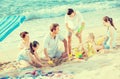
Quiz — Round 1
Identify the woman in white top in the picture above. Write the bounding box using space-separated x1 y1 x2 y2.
65 8 85 54
19 31 30 50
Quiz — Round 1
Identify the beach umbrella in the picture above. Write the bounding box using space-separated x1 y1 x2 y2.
0 16 26 42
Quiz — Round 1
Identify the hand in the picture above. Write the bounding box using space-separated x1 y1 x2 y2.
68 28 74 34
81 22 85 26
45 57 51 61
62 52 68 58
42 64 48 67
48 60 54 64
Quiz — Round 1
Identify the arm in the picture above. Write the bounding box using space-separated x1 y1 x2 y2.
80 14 85 27
19 42 24 50
78 22 85 33
58 33 68 57
92 43 97 53
44 48 50 60
29 53 44 66
78 11 85 33
44 36 51 60
34 52 41 62
28 53 36 63
65 15 74 33
62 39 67 53
109 28 114 49
66 23 74 33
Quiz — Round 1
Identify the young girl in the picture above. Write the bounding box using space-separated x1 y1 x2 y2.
86 33 97 57
18 41 47 67
103 16 117 49
86 33 105 56
77 33 103 58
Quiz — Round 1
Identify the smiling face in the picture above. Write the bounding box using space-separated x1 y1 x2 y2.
50 23 59 35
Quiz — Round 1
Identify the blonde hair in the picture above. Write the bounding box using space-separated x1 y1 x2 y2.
89 33 95 42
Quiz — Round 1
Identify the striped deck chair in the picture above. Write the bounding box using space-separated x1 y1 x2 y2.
0 16 26 74
0 16 26 42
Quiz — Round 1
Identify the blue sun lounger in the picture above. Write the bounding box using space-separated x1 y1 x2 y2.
0 16 26 42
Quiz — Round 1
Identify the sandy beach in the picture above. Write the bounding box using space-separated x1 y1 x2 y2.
0 7 120 79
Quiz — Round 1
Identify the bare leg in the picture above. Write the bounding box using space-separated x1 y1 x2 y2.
76 32 82 43
68 34 72 54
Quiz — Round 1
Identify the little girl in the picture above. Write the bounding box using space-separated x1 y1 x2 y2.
18 41 48 67
75 33 103 58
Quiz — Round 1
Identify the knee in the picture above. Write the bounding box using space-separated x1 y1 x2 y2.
76 33 78 37
76 33 81 38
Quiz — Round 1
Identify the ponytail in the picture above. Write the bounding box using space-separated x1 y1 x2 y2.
30 42 34 54
108 18 117 30
29 41 39 55
103 16 117 30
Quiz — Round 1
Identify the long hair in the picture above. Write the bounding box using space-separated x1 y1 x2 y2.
103 16 117 30
30 41 39 55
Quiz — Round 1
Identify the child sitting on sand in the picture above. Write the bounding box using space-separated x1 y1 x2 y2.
73 33 103 59
18 41 48 68
85 33 97 57
84 33 104 57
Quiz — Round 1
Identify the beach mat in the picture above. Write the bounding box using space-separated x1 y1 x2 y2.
0 16 25 42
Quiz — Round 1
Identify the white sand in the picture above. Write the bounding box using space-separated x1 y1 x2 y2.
43 49 120 79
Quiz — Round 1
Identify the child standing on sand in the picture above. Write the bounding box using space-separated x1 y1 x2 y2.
65 8 85 54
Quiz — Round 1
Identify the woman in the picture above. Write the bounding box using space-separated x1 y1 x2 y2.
18 41 47 67
103 16 117 49
19 31 30 50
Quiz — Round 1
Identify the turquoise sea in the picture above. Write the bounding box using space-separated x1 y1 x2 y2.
0 0 120 20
